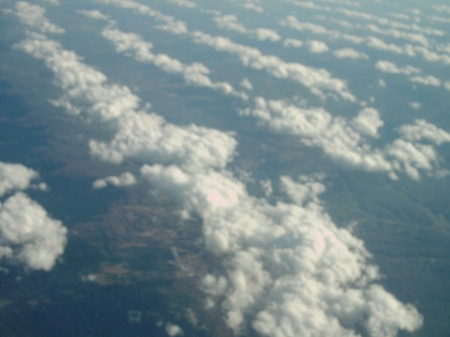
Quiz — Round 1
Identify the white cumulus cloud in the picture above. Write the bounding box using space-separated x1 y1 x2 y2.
375 60 421 75
15 32 237 173
165 323 184 336
0 161 67 271
101 25 245 99
93 172 137 189
140 164 423 336
0 162 39 197
333 48 369 60
307 40 329 53
0 192 67 271
241 97 450 180
14 1 65 34
283 38 303 48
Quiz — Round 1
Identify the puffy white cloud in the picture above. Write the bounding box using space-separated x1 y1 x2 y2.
0 193 67 271
337 8 443 36
375 60 421 75
366 36 412 55
252 28 281 42
429 15 450 24
378 79 387 87
192 32 355 101
141 164 423 336
241 3 264 13
167 0 196 8
88 113 237 171
307 40 329 53
101 25 245 98
290 1 330 11
0 162 39 197
165 323 184 336
15 32 237 172
433 4 450 14
259 179 272 197
365 23 429 46
77 9 110 20
333 48 368 60
283 38 303 48
412 46 450 65
240 78 253 90
213 15 280 41
93 172 137 189
281 16 331 35
389 13 410 21
13 9 236 175
409 102 421 109
280 15 364 44
97 0 188 35
398 119 450 145
409 75 441 87
14 1 65 34
97 0 354 101
241 97 450 180
352 107 384 138
0 162 66 271
214 14 247 34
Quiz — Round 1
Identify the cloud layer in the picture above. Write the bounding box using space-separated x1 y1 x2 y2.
10 2 437 336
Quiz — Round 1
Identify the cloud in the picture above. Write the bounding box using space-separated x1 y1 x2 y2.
214 14 247 33
77 9 110 20
280 15 364 44
240 3 264 13
351 107 384 138
16 32 237 172
366 36 413 55
333 48 368 60
213 15 280 41
283 38 303 48
307 40 329 53
0 161 66 271
100 25 245 98
241 97 450 180
0 192 67 271
409 102 421 109
378 79 386 87
167 0 196 8
97 0 188 34
0 162 39 197
93 172 137 189
95 0 355 101
165 323 184 336
192 31 355 101
14 1 65 34
281 12 448 65
398 119 450 145
240 78 253 90
365 23 429 46
252 28 281 42
289 1 330 11
14 4 425 336
337 7 443 36
433 4 450 14
375 60 421 75
41 0 60 5
140 164 423 336
409 75 441 87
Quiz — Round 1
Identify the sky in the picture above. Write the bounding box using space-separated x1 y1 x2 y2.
1 0 450 336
